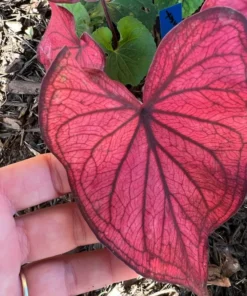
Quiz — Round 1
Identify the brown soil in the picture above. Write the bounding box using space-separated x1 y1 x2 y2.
0 1 246 296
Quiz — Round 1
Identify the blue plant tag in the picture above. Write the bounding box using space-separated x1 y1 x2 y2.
159 3 182 38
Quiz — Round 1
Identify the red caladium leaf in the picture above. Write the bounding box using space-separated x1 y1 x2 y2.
39 7 247 296
202 0 247 16
37 2 105 70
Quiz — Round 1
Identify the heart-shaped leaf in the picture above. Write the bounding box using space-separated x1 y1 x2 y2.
60 2 91 37
155 0 204 17
92 16 156 86
202 0 247 16
39 7 247 296
37 2 105 70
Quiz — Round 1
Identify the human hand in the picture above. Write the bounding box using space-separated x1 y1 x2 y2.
0 153 137 296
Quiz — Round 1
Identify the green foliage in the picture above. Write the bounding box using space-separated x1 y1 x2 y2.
58 0 203 86
82 0 157 30
154 0 204 18
60 2 91 36
82 1 106 29
93 16 156 86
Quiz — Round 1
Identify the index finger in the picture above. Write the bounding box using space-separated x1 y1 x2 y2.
0 154 70 212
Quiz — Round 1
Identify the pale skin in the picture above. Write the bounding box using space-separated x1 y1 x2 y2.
0 153 137 296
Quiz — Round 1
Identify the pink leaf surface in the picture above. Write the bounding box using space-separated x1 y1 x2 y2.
39 8 247 296
37 3 105 70
202 0 247 16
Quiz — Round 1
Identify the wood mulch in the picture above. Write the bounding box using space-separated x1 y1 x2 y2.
0 1 246 295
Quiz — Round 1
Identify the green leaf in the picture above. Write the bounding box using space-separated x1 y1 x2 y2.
82 0 157 30
154 0 204 18
92 27 113 52
60 2 91 36
93 16 156 86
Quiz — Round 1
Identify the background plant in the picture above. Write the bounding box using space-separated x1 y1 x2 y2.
48 0 204 86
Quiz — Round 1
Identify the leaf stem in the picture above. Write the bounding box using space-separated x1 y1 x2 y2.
100 0 118 49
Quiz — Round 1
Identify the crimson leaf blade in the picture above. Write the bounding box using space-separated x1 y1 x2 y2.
39 7 247 296
37 3 105 70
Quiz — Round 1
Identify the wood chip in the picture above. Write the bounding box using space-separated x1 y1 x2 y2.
24 141 40 156
208 277 231 288
149 288 179 296
0 139 3 153
7 80 40 95
5 58 24 73
207 264 231 288
107 286 122 296
2 117 21 130
6 21 22 32
222 249 241 277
